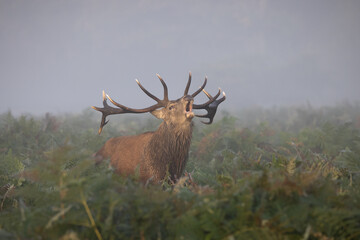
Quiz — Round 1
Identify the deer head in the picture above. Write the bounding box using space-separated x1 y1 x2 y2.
92 73 226 134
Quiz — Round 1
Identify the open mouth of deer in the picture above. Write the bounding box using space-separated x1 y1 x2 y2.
185 100 194 119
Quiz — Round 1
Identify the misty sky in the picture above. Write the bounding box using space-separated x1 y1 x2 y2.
1 0 359 115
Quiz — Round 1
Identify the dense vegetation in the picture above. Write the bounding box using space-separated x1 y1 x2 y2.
1 104 360 239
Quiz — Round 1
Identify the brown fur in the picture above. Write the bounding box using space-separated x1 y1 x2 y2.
95 120 193 182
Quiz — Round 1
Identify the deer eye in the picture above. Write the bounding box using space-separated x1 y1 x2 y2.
169 105 175 110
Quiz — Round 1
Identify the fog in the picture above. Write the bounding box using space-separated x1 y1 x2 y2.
1 0 359 115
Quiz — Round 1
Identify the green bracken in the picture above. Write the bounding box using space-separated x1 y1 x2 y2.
0 104 360 239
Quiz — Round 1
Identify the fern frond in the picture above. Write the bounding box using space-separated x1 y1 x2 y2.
286 157 297 175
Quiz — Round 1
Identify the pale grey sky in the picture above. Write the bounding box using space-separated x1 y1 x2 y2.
1 0 359 115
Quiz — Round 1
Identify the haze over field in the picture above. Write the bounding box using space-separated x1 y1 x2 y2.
1 0 359 115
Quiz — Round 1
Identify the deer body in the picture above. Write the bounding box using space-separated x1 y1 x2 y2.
96 121 193 182
93 73 225 183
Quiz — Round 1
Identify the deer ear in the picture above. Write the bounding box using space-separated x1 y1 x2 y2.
150 108 165 119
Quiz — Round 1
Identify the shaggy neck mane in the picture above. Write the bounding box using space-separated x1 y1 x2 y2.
146 121 193 181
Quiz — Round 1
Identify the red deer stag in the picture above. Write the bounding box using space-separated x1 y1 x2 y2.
92 73 225 183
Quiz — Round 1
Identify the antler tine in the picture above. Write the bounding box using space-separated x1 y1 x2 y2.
91 90 125 134
156 74 169 102
91 91 109 134
194 90 226 124
192 88 221 109
94 108 108 135
184 72 192 96
136 79 161 103
191 76 207 97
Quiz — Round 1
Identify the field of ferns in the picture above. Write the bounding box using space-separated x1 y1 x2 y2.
1 104 360 239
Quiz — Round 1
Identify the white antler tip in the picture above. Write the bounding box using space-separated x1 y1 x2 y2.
135 79 140 83
223 91 226 96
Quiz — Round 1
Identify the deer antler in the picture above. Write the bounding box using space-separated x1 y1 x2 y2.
182 72 208 98
185 73 226 124
193 88 226 124
191 76 207 98
92 74 168 134
92 73 226 133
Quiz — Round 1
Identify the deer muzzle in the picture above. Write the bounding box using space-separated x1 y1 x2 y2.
185 100 194 119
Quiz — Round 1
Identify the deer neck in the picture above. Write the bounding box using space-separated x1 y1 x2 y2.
147 121 193 181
